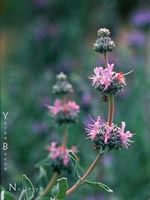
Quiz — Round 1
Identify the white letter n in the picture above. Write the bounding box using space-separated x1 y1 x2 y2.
9 183 16 191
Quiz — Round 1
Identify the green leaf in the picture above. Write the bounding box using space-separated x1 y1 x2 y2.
18 190 26 200
36 166 48 183
22 175 35 200
69 152 82 179
84 180 113 193
51 178 68 200
0 190 16 200
51 185 59 198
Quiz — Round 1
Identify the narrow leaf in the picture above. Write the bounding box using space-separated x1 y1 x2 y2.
18 190 26 200
22 175 35 200
51 185 59 198
37 166 48 183
84 180 113 193
51 178 68 200
69 152 82 179
56 178 68 199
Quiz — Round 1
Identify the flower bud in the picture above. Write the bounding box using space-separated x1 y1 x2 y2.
56 72 67 81
53 72 73 95
93 37 115 54
97 28 110 37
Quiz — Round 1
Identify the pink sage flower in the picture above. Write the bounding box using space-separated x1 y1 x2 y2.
89 67 102 86
67 101 80 112
119 122 133 148
104 125 112 144
46 99 61 115
89 64 115 91
85 116 101 140
48 142 77 166
46 99 80 116
48 142 62 159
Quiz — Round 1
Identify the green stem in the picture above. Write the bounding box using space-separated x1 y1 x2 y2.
63 125 68 150
35 172 59 200
66 152 103 196
104 52 109 68
104 52 114 127
108 94 114 127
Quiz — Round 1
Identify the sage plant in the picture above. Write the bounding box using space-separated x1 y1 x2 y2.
34 72 80 200
63 28 134 198
38 28 134 200
3 28 134 200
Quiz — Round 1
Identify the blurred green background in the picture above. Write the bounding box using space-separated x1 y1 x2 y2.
1 0 150 199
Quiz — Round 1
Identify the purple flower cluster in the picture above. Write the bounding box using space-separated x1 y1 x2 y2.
89 63 126 95
131 9 150 30
86 116 133 151
48 142 77 172
46 72 80 125
46 99 80 125
127 31 145 47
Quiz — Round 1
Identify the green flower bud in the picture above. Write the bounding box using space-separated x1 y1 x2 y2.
97 28 110 37
53 72 73 95
93 37 115 54
56 72 67 81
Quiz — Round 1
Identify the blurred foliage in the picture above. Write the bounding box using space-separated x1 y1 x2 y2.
1 0 150 199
